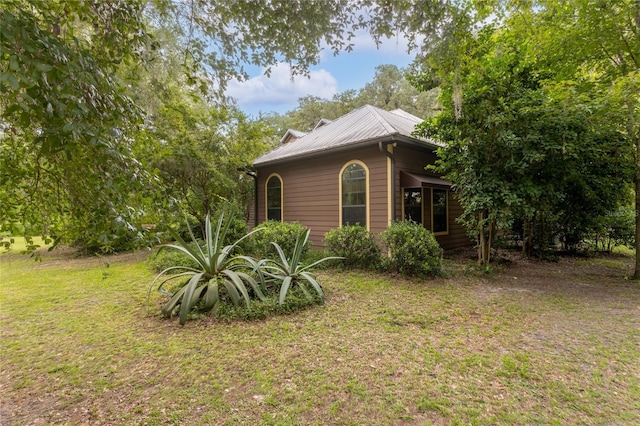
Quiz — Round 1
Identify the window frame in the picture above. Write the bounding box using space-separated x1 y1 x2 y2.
402 187 423 225
430 187 449 236
339 160 370 229
265 173 283 222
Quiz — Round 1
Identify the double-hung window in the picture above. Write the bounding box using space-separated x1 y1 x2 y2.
341 162 368 227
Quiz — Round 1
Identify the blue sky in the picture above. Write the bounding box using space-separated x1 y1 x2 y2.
225 33 417 117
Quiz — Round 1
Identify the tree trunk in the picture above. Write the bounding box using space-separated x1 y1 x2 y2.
478 211 485 266
631 97 640 280
477 210 494 266
522 217 528 257
634 150 640 279
528 213 536 257
487 219 495 264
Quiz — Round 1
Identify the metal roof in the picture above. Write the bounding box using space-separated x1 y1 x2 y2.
279 129 308 144
400 171 451 188
253 105 438 166
312 118 333 130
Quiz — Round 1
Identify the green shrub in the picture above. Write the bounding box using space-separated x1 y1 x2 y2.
380 221 443 277
248 220 309 258
598 207 635 250
172 206 248 245
324 225 381 269
303 249 341 270
215 286 322 320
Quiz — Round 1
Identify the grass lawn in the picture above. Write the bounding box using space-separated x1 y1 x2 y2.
1 244 639 425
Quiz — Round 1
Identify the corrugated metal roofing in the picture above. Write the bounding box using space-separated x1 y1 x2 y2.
312 118 333 130
279 129 307 144
253 104 438 166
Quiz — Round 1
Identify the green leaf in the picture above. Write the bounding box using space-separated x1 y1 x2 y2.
160 286 187 318
222 269 251 307
201 278 219 312
0 72 20 90
179 272 204 325
279 276 293 305
235 271 266 301
271 242 290 272
300 271 324 302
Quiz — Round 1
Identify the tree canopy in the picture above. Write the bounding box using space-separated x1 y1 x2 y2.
414 0 638 265
1 0 448 252
1 0 150 251
2 0 638 269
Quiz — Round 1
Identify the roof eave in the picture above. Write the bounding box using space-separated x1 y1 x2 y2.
253 134 440 167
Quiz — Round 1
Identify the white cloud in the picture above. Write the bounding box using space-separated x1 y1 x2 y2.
226 63 338 110
348 29 417 56
321 28 422 59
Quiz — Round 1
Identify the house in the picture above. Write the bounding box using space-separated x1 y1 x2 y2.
250 105 470 250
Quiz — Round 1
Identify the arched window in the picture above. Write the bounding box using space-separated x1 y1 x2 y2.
340 161 368 227
266 174 282 221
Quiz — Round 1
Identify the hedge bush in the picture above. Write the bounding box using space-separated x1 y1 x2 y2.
148 242 200 273
324 225 381 269
248 220 310 258
380 221 442 277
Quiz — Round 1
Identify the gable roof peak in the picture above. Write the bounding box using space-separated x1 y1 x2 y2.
279 128 307 144
388 108 423 122
312 118 333 131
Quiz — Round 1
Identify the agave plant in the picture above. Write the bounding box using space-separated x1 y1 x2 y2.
262 229 342 305
148 212 265 325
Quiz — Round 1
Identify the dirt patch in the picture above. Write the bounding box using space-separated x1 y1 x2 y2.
446 247 637 297
25 247 152 269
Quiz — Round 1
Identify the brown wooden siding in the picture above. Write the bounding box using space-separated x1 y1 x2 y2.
255 145 389 248
253 142 472 251
443 193 470 249
394 143 472 250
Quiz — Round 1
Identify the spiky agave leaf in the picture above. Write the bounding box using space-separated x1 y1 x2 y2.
208 211 232 265
298 255 344 273
159 240 207 271
166 214 208 268
270 241 291 273
295 279 313 299
214 244 235 271
179 272 205 325
221 269 251 307
154 271 197 296
205 212 215 261
279 276 294 305
220 278 241 306
236 255 268 294
290 229 310 272
201 278 219 313
147 269 197 314
161 285 188 318
234 270 266 301
300 271 325 302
